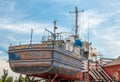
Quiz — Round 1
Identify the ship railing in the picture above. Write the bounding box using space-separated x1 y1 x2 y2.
55 47 72 55
9 40 38 46
99 57 115 66
9 40 66 51
82 60 88 72
9 42 53 51
82 60 98 72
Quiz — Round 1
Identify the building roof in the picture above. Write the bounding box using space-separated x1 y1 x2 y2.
105 56 120 67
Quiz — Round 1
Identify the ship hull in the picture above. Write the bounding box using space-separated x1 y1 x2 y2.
8 47 82 80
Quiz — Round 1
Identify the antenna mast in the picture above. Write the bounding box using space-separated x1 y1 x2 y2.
53 20 57 48
70 6 84 39
53 20 57 35
88 18 90 42
30 29 33 47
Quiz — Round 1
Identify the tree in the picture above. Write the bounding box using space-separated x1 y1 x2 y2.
0 69 46 82
18 74 24 82
24 76 29 82
0 79 2 82
1 69 8 82
26 76 35 82
6 76 13 82
0 69 14 82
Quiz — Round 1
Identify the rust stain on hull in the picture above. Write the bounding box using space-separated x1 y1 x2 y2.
8 45 82 80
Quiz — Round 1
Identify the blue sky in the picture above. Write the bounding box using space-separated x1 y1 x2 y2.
0 0 120 77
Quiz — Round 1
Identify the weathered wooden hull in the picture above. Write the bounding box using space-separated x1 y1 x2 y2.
9 60 52 74
8 47 82 80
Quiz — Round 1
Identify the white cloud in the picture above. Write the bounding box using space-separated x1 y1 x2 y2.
0 51 4 55
0 18 69 35
92 25 120 58
0 51 3 55
0 51 20 78
0 59 19 78
77 8 120 58
0 0 15 12
0 49 19 78
78 10 107 39
0 50 8 61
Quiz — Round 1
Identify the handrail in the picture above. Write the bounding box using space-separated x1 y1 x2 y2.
92 68 105 81
97 64 113 81
89 71 98 81
87 61 113 81
55 47 72 55
9 44 53 51
98 66 109 80
89 68 100 80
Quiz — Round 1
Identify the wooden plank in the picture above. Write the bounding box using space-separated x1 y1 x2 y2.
14 50 52 59
11 61 51 67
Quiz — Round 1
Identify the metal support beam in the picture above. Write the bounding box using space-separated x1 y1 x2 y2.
51 74 58 82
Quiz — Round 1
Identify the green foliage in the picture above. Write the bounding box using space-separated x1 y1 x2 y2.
0 69 14 82
24 76 29 82
0 79 2 82
6 76 13 82
18 74 24 82
0 69 46 82
1 69 8 82
14 77 18 82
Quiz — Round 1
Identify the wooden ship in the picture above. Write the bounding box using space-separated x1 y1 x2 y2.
8 7 114 82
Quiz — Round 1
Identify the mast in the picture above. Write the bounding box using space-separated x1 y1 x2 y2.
70 6 84 39
30 28 33 47
75 6 79 38
45 20 57 48
53 20 57 35
53 20 57 48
